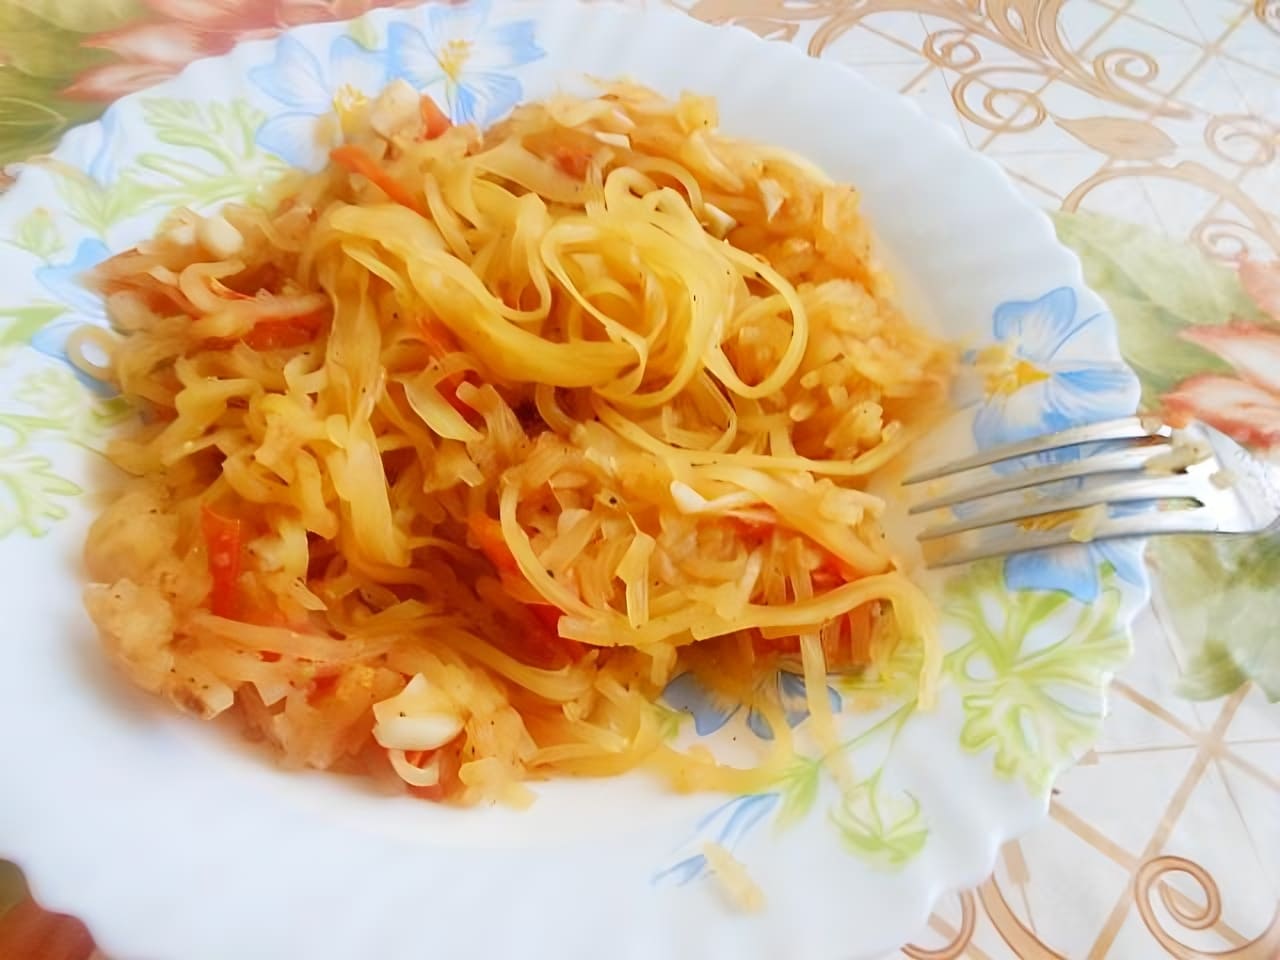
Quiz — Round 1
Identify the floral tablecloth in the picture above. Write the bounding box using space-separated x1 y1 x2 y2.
1 1 1277 958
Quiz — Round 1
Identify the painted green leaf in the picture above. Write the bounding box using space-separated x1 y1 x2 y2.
143 97 230 154
945 562 1131 792
50 163 157 235
0 451 82 537
10 207 63 259
34 96 285 231
208 100 259 160
774 758 820 829
834 628 924 703
1051 211 1264 405
136 98 287 209
142 98 270 164
0 303 64 346
652 702 684 742
10 0 146 33
829 774 928 868
348 14 380 50
14 367 133 445
1155 533 1280 701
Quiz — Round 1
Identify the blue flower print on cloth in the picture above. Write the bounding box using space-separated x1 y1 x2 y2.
31 238 114 395
653 792 780 886
974 287 1139 450
250 34 389 168
387 0 545 125
663 669 842 741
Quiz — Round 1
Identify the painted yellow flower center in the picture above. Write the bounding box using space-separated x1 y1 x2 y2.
438 38 473 81
333 85 369 137
981 346 1050 398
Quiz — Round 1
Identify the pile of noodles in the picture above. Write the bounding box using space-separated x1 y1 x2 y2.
79 80 953 805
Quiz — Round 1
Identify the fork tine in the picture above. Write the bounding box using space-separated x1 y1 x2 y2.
907 440 1171 514
922 507 1222 568
917 474 1197 541
903 416 1167 485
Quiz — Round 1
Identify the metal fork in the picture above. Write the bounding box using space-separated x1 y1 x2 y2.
902 416 1280 568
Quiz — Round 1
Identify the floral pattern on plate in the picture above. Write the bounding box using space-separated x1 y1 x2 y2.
250 3 544 167
654 558 1131 883
250 34 390 168
0 6 1153 960
662 669 842 740
386 1 545 124
962 287 1145 602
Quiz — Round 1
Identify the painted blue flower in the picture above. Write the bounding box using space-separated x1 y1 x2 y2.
974 287 1139 450
663 669 842 741
31 238 114 395
83 108 124 187
969 288 1145 602
1002 481 1148 602
653 792 780 886
249 34 389 168
35 239 109 321
387 1 544 125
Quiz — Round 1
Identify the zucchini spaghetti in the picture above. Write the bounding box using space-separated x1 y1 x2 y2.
80 81 952 805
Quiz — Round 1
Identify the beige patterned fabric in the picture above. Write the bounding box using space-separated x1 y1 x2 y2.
676 0 1280 267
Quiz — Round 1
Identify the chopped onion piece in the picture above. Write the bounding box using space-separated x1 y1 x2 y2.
369 79 420 138
163 218 197 247
373 674 464 752
669 480 759 515
616 531 657 628
1145 430 1211 474
758 178 786 221
197 214 244 259
701 842 765 913
594 130 631 149
375 713 465 751
388 749 442 787
702 202 737 239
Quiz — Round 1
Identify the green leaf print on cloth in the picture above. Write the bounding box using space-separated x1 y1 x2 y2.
1051 211 1265 407
0 0 139 163
8 0 144 34
1155 534 1280 702
1055 211 1280 703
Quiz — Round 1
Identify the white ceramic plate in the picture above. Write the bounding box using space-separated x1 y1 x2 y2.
0 3 1148 959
